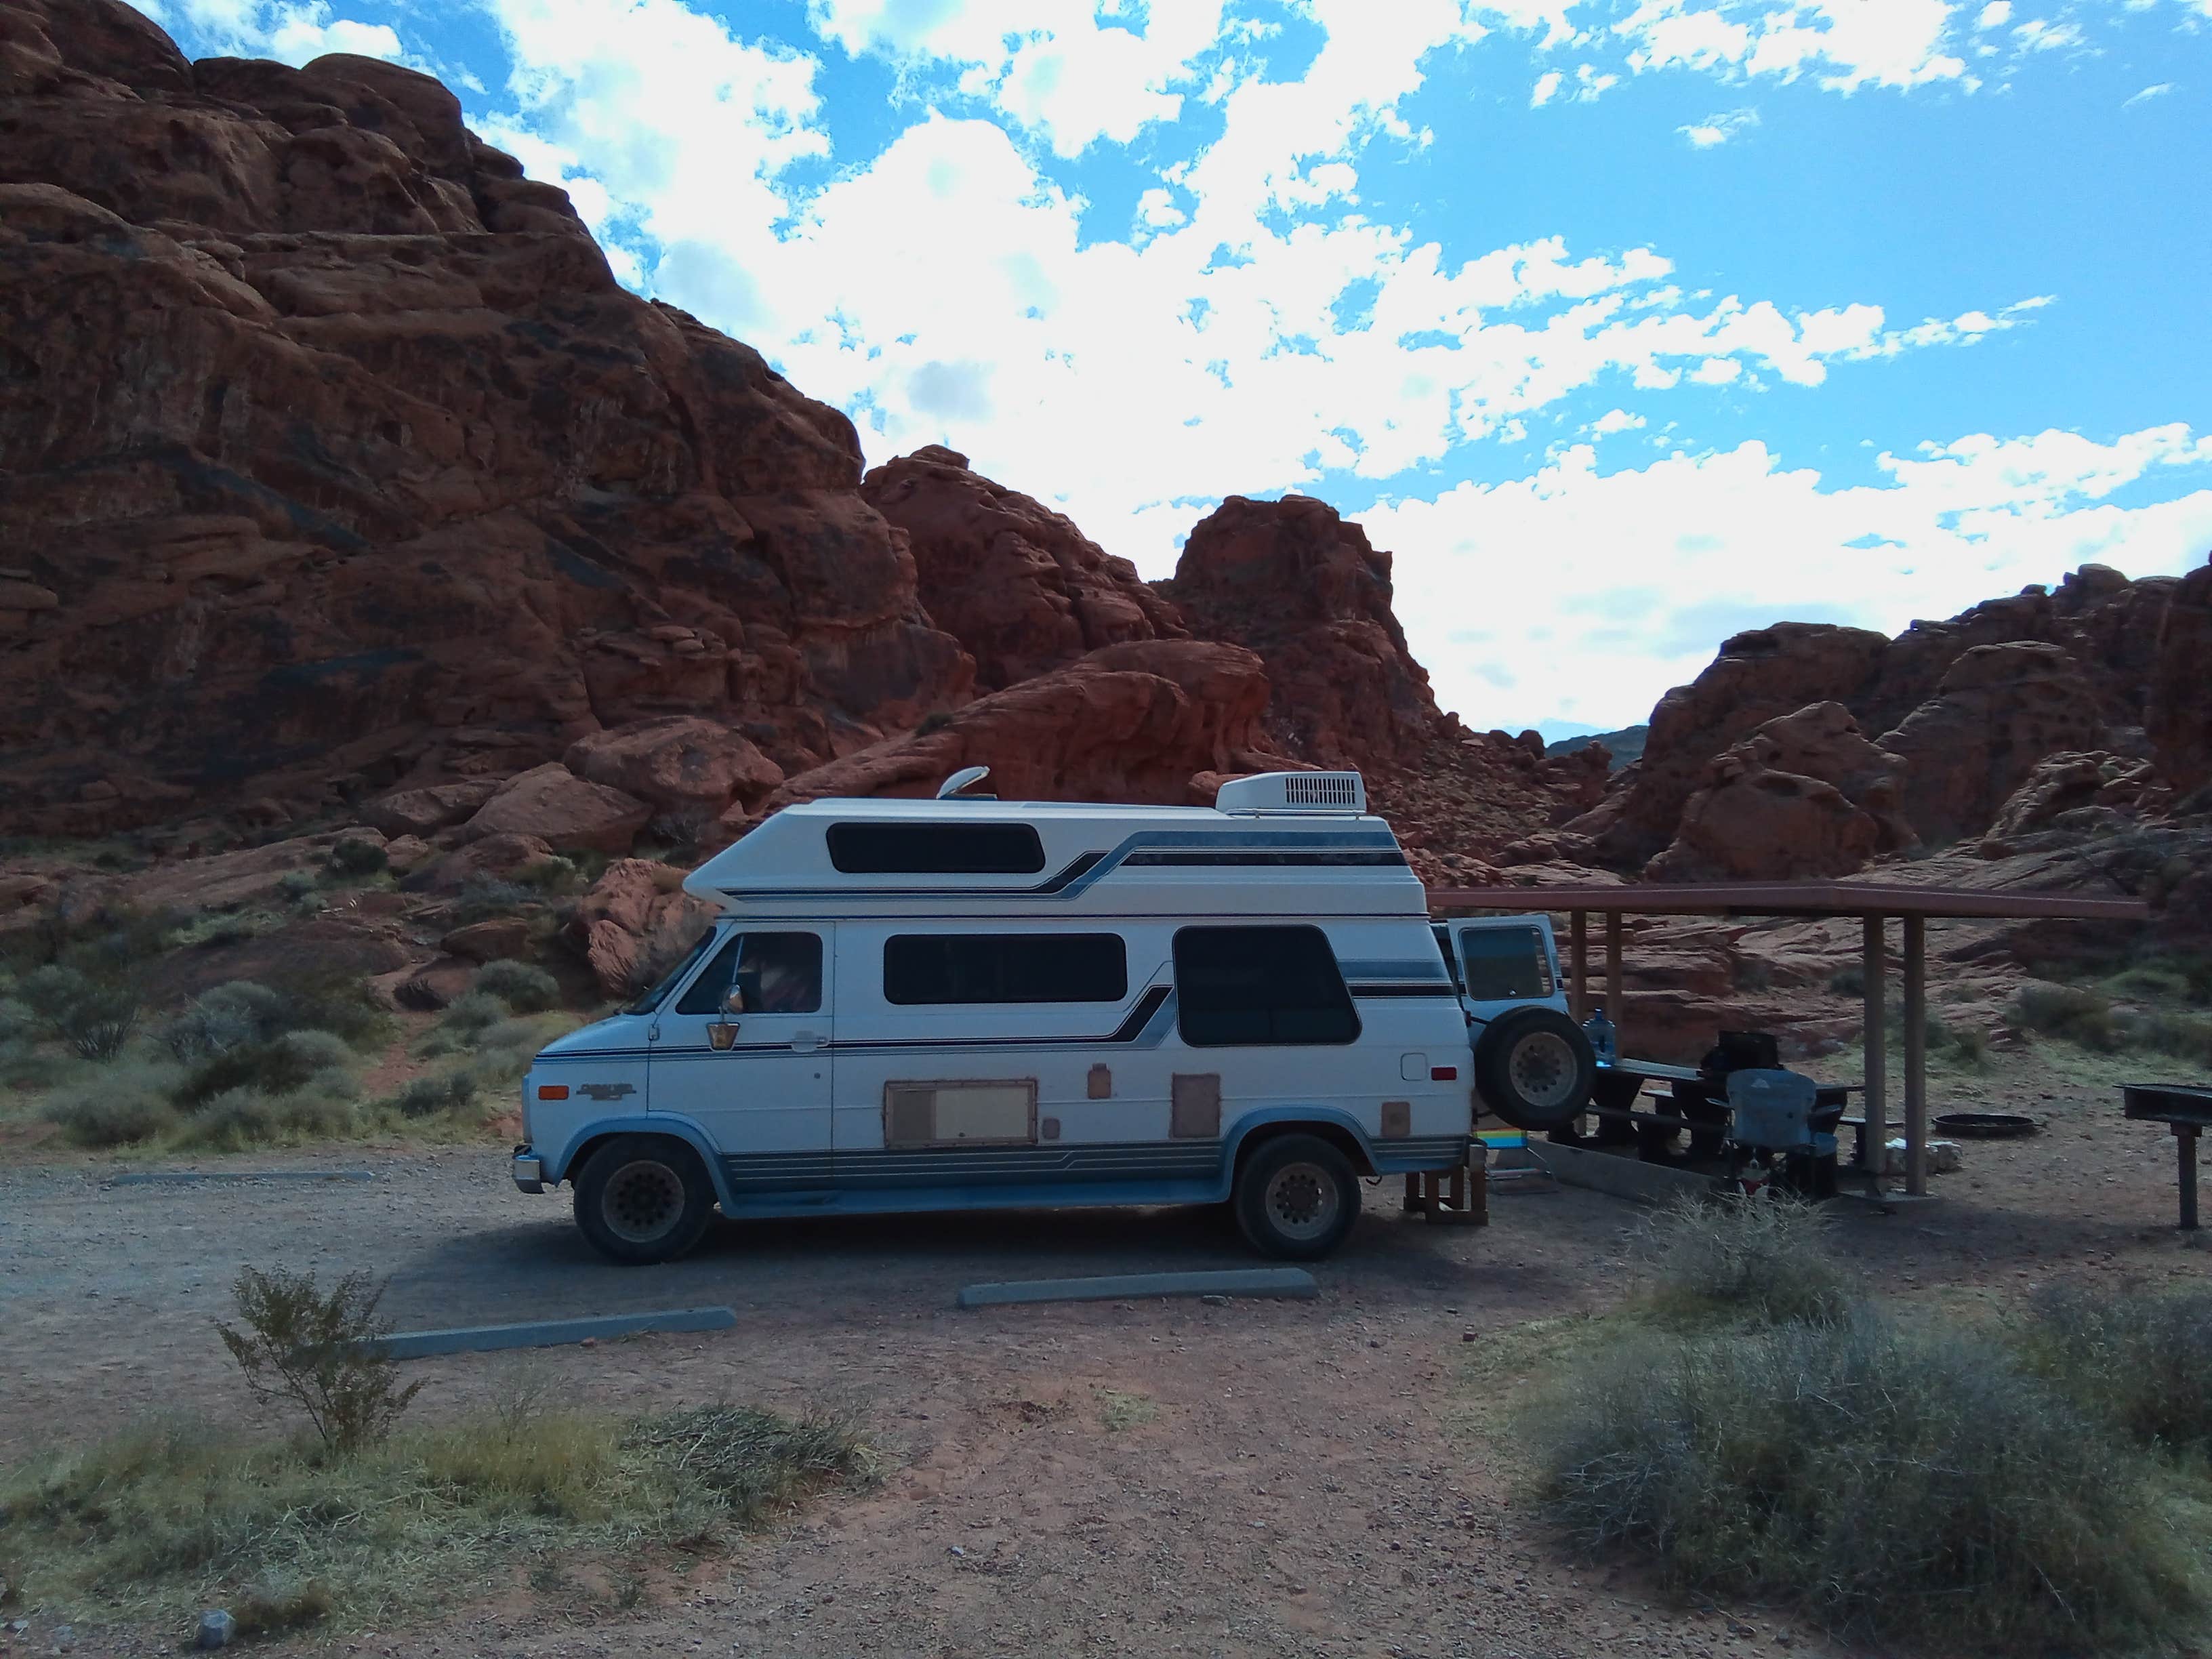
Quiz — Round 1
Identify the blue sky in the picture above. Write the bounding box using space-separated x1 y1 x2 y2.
144 0 2212 737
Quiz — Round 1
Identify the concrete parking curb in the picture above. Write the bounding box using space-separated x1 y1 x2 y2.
110 1170 376 1185
957 1269 1318 1309
365 1307 739 1359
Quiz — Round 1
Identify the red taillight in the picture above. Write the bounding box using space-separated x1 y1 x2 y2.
1431 1066 1458 1082
536 1084 569 1101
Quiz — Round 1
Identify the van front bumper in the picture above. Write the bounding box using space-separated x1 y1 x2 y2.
511 1146 546 1193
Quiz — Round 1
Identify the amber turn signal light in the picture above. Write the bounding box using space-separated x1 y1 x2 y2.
535 1084 570 1101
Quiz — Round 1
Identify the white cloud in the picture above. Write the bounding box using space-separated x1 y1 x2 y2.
1976 0 2012 25
2125 81 2175 106
160 0 407 64
1591 407 1646 434
1530 68 1563 104
1366 424 2212 729
1610 0 1969 93
1679 106 1759 145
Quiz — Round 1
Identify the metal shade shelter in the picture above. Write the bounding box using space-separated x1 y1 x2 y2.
1429 881 2150 1195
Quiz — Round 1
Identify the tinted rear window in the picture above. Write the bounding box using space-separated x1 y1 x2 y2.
1172 925 1360 1046
1457 926 1553 1001
884 934 1128 1004
827 821 1046 874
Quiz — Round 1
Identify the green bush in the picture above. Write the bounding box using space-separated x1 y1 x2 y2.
2012 982 2123 1051
450 876 536 925
186 1084 358 1150
394 1071 478 1120
2141 1011 2212 1067
18 964 140 1061
283 974 394 1051
219 1267 421 1455
436 991 507 1040
1533 1310 2207 1650
1826 964 1865 998
474 959 558 1013
43 1066 186 1148
276 870 321 902
2026 1283 2212 1453
325 838 388 878
1641 1197 1862 1329
157 981 290 1061
178 1028 356 1110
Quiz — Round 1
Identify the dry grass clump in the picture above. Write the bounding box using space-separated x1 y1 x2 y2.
1639 1197 1860 1328
0 1400 872 1637
2024 1282 2212 1454
1533 1309 2209 1651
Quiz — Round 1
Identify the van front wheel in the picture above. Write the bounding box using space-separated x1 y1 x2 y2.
1233 1133 1359 1261
573 1135 716 1265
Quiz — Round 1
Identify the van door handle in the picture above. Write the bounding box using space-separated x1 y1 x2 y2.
791 1029 825 1052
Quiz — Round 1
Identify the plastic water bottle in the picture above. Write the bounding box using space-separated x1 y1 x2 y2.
1583 1001 1617 1065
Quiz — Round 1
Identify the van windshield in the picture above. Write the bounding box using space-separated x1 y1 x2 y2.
621 924 721 1015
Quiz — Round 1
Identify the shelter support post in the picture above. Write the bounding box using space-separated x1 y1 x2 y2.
1570 911 1588 1022
1862 916 1887 1183
1605 912 1623 1036
1903 914 1927 1197
2178 1126 2200 1231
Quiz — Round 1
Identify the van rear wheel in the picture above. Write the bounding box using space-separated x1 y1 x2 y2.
1233 1133 1359 1261
1473 1008 1595 1132
573 1135 715 1265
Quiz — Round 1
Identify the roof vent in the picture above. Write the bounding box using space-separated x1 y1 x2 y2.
1214 771 1366 815
935 765 996 800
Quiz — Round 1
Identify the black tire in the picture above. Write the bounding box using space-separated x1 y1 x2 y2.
573 1134 716 1265
1232 1132 1360 1261
1473 1008 1595 1132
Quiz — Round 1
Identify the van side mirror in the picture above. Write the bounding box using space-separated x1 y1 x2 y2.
734 966 763 1011
723 986 746 1015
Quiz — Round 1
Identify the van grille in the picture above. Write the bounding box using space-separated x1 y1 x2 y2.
1284 773 1361 808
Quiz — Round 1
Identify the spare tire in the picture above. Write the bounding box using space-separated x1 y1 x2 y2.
1474 1007 1596 1132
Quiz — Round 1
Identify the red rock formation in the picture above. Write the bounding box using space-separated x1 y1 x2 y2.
0 0 972 836
563 716 784 817
1646 702 1915 882
752 639 1290 817
1161 495 1441 768
2147 562 2212 794
861 446 1187 690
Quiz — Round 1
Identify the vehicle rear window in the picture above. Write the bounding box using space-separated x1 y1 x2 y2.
1172 925 1359 1046
827 822 1045 874
884 933 1128 1004
1456 926 1553 1002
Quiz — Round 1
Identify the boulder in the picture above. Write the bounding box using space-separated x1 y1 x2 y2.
411 831 556 893
395 955 477 1011
572 857 712 998
1978 750 2164 857
1878 642 2107 845
361 781 501 838
1645 702 1916 882
459 764 652 855
440 917 533 963
562 717 784 815
863 446 1187 690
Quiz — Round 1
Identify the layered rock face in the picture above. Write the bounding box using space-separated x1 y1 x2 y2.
1572 562 2212 877
859 446 1187 690
0 0 971 836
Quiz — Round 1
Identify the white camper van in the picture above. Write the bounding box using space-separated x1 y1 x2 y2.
512 771 1589 1265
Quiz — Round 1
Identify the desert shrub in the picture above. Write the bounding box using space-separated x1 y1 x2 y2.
17 964 139 1060
276 870 320 902
1948 1023 1991 1067
2026 1283 2212 1453
514 855 580 893
157 980 291 1061
1640 1197 1862 1329
178 1027 355 1109
474 959 558 1013
186 1084 357 1149
42 1061 186 1147
325 838 388 878
914 709 954 737
218 1268 421 1456
621 1405 874 1523
282 972 393 1050
47 905 183 979
1826 964 1866 998
449 876 535 926
435 991 507 1040
394 1070 478 1120
1532 1310 2207 1650
2139 1011 2212 1067
2012 982 2123 1051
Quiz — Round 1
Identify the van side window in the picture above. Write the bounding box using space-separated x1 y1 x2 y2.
1172 925 1360 1046
884 935 1127 1004
675 932 823 1015
827 822 1046 874
1456 927 1553 1001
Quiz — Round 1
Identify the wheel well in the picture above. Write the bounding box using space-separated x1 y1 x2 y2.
559 1130 703 1187
1233 1120 1375 1178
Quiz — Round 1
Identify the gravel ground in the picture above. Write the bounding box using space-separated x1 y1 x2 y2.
3 1060 2208 1658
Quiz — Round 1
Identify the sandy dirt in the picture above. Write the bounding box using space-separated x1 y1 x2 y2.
3 1057 2209 1658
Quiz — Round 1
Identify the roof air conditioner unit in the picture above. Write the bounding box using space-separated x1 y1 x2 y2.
1213 771 1366 815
